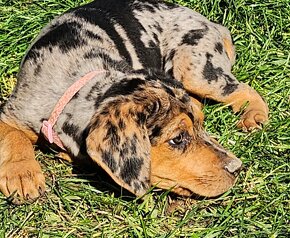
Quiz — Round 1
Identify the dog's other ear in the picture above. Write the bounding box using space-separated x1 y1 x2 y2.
86 99 151 196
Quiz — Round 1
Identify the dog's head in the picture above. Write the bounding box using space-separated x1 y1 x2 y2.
86 73 242 197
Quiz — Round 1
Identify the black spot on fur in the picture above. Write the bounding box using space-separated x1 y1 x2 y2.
143 69 184 90
120 143 129 158
118 118 126 130
162 84 175 97
83 49 130 72
74 0 162 69
150 126 162 140
222 75 239 95
162 49 175 76
84 30 103 41
34 64 42 76
31 21 86 54
114 107 121 118
215 42 223 54
102 78 145 100
188 112 195 123
91 115 101 131
163 76 183 90
222 83 238 96
62 121 79 137
181 27 208 46
105 122 120 149
129 134 138 155
141 179 149 190
134 1 157 12
72 92 79 100
203 53 239 95
86 81 101 101
100 107 110 116
153 22 163 33
136 112 147 126
166 67 174 77
173 27 180 33
66 113 73 118
153 33 159 43
62 121 81 143
165 49 176 62
24 49 41 63
162 1 179 9
133 181 141 191
21 83 29 88
74 6 133 65
148 40 156 48
102 150 117 173
203 53 224 83
120 157 144 185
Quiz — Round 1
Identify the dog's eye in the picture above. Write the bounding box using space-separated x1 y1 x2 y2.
168 131 191 149
170 134 183 145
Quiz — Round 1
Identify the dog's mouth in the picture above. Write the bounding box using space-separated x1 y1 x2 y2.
151 164 241 198
166 168 240 198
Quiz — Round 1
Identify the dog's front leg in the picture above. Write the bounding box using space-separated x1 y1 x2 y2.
168 45 268 131
0 120 45 204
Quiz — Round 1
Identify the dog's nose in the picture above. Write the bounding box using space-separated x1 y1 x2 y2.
224 157 242 176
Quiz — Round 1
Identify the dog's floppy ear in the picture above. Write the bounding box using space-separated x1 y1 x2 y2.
86 99 151 196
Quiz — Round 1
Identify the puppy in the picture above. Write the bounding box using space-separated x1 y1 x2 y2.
0 0 268 204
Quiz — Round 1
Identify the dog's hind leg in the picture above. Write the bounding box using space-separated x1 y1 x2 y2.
0 120 45 204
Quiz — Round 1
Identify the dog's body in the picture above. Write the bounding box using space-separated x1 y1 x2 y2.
0 0 268 203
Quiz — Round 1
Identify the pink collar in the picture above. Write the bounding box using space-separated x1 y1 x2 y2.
41 70 106 150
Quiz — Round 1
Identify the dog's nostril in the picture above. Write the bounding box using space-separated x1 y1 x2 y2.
224 158 242 176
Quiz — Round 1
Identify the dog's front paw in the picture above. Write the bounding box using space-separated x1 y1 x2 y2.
225 83 269 132
237 108 268 131
0 160 45 204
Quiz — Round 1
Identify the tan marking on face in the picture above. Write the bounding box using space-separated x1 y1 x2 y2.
150 113 241 197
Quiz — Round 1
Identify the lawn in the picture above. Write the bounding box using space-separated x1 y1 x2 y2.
0 0 289 237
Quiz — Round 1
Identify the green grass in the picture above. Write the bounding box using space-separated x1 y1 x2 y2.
0 0 289 237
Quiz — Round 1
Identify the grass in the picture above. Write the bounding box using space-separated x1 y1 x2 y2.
0 0 289 237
